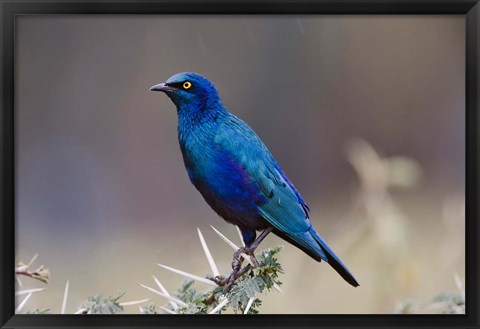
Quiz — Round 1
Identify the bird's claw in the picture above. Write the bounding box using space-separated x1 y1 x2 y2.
248 253 260 268
207 229 272 291
207 253 255 292
233 246 260 269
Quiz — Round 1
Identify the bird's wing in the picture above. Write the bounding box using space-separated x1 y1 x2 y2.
254 164 328 261
215 117 326 259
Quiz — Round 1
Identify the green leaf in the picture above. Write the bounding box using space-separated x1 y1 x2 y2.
79 293 124 314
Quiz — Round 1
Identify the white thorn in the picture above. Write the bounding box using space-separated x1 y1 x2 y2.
453 273 463 291
157 264 217 287
152 275 178 310
210 226 254 266
152 275 168 294
15 264 28 272
119 298 150 306
273 283 284 294
15 287 45 296
25 253 38 268
210 225 239 250
197 228 220 277
236 226 246 247
137 283 188 307
244 297 255 314
15 275 23 288
209 297 229 314
74 308 87 314
15 293 32 314
61 280 69 314
160 306 177 314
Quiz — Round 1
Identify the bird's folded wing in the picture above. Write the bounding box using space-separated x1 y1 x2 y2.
214 122 318 248
254 166 310 233
253 166 327 261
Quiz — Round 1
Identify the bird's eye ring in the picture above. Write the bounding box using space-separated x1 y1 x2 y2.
183 81 192 90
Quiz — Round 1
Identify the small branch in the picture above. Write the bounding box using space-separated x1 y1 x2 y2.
15 265 50 284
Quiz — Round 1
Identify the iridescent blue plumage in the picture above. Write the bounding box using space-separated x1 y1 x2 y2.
150 72 359 287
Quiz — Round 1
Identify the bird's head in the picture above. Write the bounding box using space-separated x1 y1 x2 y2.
150 72 221 110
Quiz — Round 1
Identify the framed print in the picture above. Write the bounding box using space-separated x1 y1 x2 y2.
1 0 479 328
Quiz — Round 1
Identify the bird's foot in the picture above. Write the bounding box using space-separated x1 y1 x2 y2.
206 228 274 291
236 226 272 268
244 245 261 268
207 250 255 292
232 245 260 269
213 246 258 292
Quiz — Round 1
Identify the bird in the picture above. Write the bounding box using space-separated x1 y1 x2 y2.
150 72 359 288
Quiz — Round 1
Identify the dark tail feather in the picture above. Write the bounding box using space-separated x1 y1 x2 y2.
310 228 360 287
271 227 359 287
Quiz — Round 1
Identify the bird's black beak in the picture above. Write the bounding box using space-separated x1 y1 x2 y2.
150 83 177 93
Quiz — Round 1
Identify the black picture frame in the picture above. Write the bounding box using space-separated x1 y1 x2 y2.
1 0 478 328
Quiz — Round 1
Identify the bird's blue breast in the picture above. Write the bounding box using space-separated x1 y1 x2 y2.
178 119 269 229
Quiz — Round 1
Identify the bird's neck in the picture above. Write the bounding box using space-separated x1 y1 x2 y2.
176 101 229 145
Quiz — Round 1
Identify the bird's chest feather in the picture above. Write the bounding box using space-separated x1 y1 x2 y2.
178 123 266 220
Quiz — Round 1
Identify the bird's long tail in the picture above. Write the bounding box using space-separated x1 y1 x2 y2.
309 228 359 287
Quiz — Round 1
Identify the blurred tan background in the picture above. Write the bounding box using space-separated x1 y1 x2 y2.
15 15 465 314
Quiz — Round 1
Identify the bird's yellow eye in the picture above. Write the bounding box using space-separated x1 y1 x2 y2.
183 81 192 90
